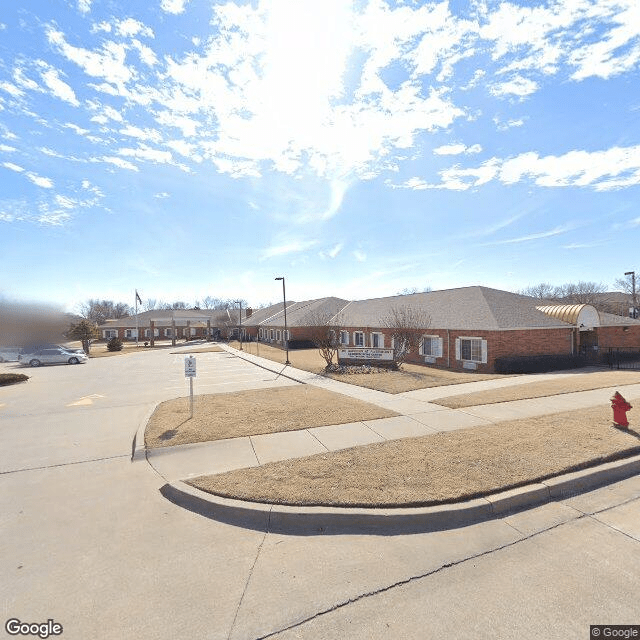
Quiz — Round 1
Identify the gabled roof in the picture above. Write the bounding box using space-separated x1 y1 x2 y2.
336 287 572 331
259 297 350 327
97 308 222 329
243 301 297 327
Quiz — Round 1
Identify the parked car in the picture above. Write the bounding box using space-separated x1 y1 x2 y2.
18 348 88 367
0 347 22 362
20 344 85 355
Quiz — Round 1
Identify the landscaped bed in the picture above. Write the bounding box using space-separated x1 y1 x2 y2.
431 370 640 408
187 405 640 507
0 373 29 386
227 341 506 393
145 385 398 448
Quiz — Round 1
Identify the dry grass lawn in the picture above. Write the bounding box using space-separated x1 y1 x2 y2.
188 405 640 507
85 340 178 358
432 370 640 408
228 341 506 393
170 346 223 354
145 385 398 448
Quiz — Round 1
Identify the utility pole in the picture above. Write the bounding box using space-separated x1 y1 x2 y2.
625 271 637 318
275 277 290 365
234 300 243 350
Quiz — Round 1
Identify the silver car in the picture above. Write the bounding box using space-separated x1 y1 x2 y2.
19 348 88 367
0 347 22 362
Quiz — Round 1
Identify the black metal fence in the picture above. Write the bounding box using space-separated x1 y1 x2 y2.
605 347 640 370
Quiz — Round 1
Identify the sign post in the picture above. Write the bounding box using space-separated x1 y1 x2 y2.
184 355 196 419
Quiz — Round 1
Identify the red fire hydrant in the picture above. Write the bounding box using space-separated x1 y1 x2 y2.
611 391 632 429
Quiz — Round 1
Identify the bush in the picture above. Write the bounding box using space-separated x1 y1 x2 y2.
494 354 586 374
0 373 29 386
107 337 124 352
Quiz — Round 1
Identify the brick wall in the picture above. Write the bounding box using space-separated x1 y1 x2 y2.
598 326 640 350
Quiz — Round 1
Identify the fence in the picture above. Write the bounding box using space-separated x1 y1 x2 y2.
605 347 640 370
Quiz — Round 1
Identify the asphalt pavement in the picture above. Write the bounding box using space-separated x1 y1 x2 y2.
1 344 639 639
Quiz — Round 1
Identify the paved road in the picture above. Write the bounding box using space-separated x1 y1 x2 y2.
1 346 639 639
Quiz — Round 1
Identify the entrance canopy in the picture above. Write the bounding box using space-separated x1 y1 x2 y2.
536 304 600 329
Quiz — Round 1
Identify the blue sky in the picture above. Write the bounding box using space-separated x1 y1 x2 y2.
1 0 639 312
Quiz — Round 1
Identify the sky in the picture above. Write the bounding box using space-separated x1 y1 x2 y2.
1 0 639 312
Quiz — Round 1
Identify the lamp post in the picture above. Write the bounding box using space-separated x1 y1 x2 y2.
625 271 637 318
234 300 243 350
275 277 290 365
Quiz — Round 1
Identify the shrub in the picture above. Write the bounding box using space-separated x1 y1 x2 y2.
0 373 29 386
494 354 586 374
107 337 124 352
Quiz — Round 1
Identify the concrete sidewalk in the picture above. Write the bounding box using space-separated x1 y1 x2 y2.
144 344 640 483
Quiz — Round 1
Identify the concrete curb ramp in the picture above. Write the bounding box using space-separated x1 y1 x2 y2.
160 453 640 535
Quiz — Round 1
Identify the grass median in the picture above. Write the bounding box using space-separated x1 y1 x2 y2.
145 385 398 448
187 405 640 507
432 370 640 409
228 341 506 393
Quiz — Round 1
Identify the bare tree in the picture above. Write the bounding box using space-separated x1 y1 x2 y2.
384 305 431 370
143 298 158 311
396 286 432 295
79 299 131 325
307 312 342 370
518 283 558 299
556 281 608 305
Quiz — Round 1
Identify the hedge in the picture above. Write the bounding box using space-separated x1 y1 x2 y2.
0 373 29 386
494 354 586 374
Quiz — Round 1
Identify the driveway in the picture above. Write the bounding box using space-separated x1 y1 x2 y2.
1 346 639 639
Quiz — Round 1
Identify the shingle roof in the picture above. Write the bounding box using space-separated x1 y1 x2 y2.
98 309 225 329
598 311 640 326
243 301 297 327
335 287 572 331
259 297 350 327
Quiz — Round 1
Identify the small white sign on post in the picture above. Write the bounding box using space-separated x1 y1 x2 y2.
185 356 197 377
184 356 196 418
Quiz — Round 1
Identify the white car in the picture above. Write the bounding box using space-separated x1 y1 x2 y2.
18 347 89 367
0 347 22 362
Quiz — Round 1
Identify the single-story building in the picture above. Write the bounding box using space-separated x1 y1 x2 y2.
97 308 248 344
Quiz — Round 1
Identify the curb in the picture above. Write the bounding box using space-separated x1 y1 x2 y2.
160 453 640 535
131 403 158 462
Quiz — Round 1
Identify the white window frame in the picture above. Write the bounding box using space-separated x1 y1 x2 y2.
353 331 365 347
370 332 384 348
104 329 117 339
420 335 443 357
340 331 349 345
283 330 290 340
270 329 274 340
276 330 281 341
125 329 138 339
455 337 487 364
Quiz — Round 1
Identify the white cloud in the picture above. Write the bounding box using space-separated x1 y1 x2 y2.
115 18 154 39
55 195 76 209
434 143 482 156
399 144 640 192
261 239 317 259
328 242 343 258
480 225 572 246
0 144 16 152
154 192 170 198
99 156 139 171
160 0 189 14
0 81 24 97
3 162 24 172
64 123 90 136
490 75 538 98
26 172 54 188
78 0 92 14
41 68 80 106
353 249 367 262
119 146 173 164
120 125 162 143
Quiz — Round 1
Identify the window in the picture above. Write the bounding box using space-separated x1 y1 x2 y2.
421 336 442 357
164 328 172 337
259 329 263 339
354 331 364 346
270 329 274 340
370 332 383 348
276 330 281 341
104 330 117 339
457 337 486 363
340 331 349 345
283 330 290 340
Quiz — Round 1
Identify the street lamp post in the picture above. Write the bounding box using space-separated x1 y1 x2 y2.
275 277 290 365
625 271 637 318
234 300 243 350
